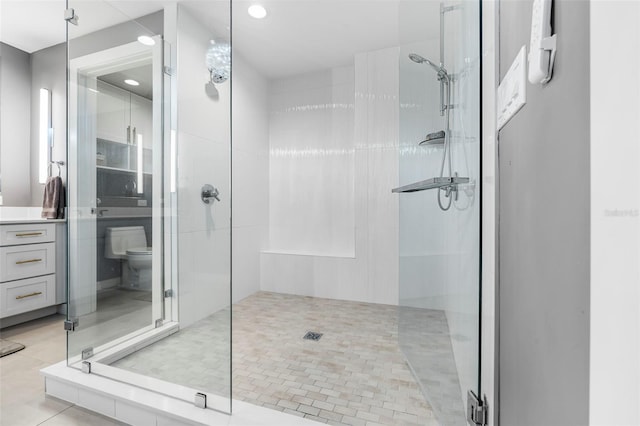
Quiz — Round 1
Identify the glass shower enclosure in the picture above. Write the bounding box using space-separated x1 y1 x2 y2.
65 0 232 413
61 0 482 424
397 1 481 425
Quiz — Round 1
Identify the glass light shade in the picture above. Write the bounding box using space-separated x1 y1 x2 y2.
206 40 231 83
248 4 267 19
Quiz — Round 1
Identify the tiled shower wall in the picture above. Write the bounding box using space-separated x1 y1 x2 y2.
176 5 270 328
176 7 232 328
260 47 400 306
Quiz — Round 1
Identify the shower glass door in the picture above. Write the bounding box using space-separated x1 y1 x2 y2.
66 0 167 364
66 0 232 413
397 1 481 425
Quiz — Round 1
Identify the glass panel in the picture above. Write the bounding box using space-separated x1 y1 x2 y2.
108 2 232 410
66 0 231 413
66 0 165 361
398 1 481 425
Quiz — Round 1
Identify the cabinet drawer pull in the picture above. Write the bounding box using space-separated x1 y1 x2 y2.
15 232 44 237
15 291 43 300
15 258 43 265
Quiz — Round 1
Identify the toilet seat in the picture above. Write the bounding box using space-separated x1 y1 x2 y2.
126 247 152 256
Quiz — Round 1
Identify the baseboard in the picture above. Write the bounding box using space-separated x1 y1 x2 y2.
0 305 59 329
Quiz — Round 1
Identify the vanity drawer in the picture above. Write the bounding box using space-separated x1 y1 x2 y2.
0 243 55 283
0 223 55 246
0 275 56 318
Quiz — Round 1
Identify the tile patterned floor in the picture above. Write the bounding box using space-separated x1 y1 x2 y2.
114 292 440 425
399 306 467 426
69 289 152 357
0 315 125 426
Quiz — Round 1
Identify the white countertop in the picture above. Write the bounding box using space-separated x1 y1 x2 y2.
0 206 66 224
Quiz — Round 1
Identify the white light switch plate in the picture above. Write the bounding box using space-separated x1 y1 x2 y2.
497 45 527 130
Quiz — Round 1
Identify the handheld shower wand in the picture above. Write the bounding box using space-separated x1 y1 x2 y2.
408 53 451 116
409 52 454 211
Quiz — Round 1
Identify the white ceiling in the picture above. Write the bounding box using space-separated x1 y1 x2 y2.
0 0 439 78
190 0 440 79
1 0 67 53
0 0 164 53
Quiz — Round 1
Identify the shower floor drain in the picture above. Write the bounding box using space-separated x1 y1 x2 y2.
303 331 323 341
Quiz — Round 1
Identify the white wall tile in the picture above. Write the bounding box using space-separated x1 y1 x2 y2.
260 252 314 296
157 415 198 426
176 6 232 329
232 226 264 303
268 67 356 256
232 149 268 229
78 389 115 418
45 378 79 404
176 9 230 144
230 50 270 305
260 47 400 306
115 401 156 426
177 132 230 234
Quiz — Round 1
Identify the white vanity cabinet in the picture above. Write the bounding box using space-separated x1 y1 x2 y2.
130 93 153 149
96 80 152 148
0 223 58 319
96 81 130 144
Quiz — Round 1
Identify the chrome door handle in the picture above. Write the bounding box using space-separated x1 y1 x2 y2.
201 184 220 204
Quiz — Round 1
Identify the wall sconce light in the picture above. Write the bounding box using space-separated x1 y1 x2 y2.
137 133 144 195
205 40 230 85
39 88 52 184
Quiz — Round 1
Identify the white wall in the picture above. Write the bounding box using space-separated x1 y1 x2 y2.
176 7 231 328
260 47 400 306
268 67 355 257
590 1 640 424
175 4 270 323
231 53 270 304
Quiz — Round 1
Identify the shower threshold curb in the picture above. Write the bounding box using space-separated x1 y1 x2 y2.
41 361 317 426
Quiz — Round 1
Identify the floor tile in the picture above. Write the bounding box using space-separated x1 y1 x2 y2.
112 292 438 425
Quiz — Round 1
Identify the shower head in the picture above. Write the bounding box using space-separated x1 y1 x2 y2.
409 53 450 82
419 130 446 146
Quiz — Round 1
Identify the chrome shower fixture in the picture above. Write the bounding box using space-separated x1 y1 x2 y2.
408 52 455 211
408 54 450 83
419 130 446 146
409 53 451 116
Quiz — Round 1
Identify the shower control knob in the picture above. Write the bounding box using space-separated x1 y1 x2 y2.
201 184 220 204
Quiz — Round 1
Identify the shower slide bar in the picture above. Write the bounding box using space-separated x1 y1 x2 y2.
391 176 470 193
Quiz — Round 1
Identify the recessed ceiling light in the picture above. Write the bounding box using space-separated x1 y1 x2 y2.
248 4 267 19
137 35 155 46
124 79 140 86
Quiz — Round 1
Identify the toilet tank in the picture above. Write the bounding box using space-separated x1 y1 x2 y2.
105 226 148 259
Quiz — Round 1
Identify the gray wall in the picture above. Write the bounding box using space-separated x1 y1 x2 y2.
30 43 67 207
0 10 163 208
498 1 590 425
0 42 32 206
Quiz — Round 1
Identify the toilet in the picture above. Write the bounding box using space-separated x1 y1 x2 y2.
105 226 152 290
